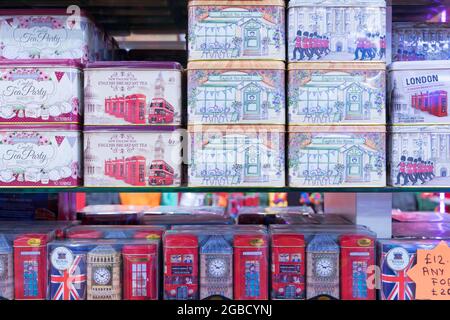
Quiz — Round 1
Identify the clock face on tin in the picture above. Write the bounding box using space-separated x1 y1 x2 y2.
208 258 227 277
93 267 111 285
315 258 335 278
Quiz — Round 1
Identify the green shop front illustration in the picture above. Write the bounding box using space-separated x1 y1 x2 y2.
289 72 385 124
290 134 385 186
189 71 283 124
189 133 284 186
189 7 284 60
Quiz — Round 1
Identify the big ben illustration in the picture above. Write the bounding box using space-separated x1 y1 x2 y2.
200 235 233 299
87 245 121 300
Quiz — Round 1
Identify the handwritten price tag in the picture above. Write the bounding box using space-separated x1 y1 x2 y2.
407 241 450 300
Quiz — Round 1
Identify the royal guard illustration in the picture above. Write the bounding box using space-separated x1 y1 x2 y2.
200 235 233 300
123 244 158 300
148 134 175 186
49 245 87 300
339 235 376 300
14 234 50 300
87 245 121 300
164 234 199 300
306 234 340 300
234 234 268 300
0 235 13 300
271 233 305 300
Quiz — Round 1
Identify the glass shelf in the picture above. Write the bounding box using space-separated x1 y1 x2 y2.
0 186 449 193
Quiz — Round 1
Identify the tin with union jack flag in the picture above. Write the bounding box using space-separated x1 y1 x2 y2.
49 243 88 300
378 240 441 300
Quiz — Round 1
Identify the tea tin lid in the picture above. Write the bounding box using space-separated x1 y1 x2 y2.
389 125 450 133
393 22 450 29
188 124 285 132
289 0 385 8
85 61 182 70
0 8 90 17
289 125 386 133
84 125 180 132
388 60 450 72
0 59 83 69
289 62 385 71
1 124 81 131
188 60 285 70
189 0 284 6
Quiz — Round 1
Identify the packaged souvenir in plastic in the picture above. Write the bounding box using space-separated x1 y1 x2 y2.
84 127 182 187
289 125 386 187
389 125 450 187
188 0 285 61
0 125 81 187
288 0 386 62
188 61 285 125
388 61 450 125
188 125 285 187
163 233 199 300
0 9 107 63
288 62 386 125
0 60 82 124
77 205 147 225
0 235 13 300
84 61 182 126
392 22 450 62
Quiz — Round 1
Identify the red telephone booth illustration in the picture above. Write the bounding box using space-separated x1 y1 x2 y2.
123 244 158 300
124 156 147 186
105 97 112 114
148 98 174 124
418 92 428 112
13 234 50 300
430 90 448 117
124 94 147 124
339 234 376 300
163 234 198 300
234 234 268 300
271 234 305 300
148 160 174 186
113 157 126 180
411 94 418 109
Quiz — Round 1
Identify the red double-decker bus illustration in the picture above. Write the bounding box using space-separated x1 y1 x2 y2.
148 98 174 124
148 160 174 186
411 90 447 117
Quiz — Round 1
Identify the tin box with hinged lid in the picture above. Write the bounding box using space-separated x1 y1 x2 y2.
188 61 285 125
288 62 386 125
188 0 286 61
0 124 81 187
84 61 182 126
388 61 450 125
288 0 386 62
188 124 285 187
289 125 386 187
389 125 450 188
0 60 82 124
83 126 182 187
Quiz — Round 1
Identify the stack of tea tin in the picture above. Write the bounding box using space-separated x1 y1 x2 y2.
186 0 287 187
83 61 183 187
287 0 387 188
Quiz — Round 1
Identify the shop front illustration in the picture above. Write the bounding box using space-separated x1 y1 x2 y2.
189 7 284 59
290 134 385 186
189 71 282 123
289 72 384 124
190 133 284 186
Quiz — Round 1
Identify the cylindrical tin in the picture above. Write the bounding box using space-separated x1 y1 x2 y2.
188 124 285 187
188 0 286 61
84 61 183 126
188 61 285 125
288 62 386 125
0 125 81 187
288 0 386 62
389 125 450 187
288 125 386 187
0 60 82 124
388 61 450 125
83 126 182 187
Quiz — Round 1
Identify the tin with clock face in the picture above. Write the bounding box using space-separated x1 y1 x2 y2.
0 235 13 300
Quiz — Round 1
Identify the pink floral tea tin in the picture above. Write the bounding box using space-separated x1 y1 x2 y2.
0 60 82 124
0 125 81 187
84 61 182 126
